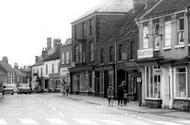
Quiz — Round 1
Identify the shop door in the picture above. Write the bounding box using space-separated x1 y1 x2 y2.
104 71 109 98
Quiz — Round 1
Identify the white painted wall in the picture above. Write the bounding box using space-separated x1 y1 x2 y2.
43 59 60 78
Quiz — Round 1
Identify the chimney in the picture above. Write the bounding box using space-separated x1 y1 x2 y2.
47 37 52 50
14 63 19 69
41 48 47 58
2 56 8 63
53 38 61 47
35 56 39 63
133 0 148 9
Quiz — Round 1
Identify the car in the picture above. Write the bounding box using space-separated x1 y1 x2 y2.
2 84 14 95
17 84 32 94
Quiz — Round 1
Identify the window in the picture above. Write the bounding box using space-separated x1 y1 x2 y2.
75 46 79 63
100 48 104 63
82 22 85 37
82 43 86 63
58 63 60 72
119 44 122 61
46 64 48 74
89 19 93 35
62 53 65 64
79 44 82 63
52 64 54 73
178 18 184 45
109 46 113 62
164 21 171 47
66 52 69 64
89 42 94 62
129 41 134 60
143 23 149 49
175 67 187 98
145 66 161 99
74 25 77 39
153 20 161 49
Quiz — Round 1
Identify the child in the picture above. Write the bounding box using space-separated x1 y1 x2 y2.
107 84 114 107
123 90 128 106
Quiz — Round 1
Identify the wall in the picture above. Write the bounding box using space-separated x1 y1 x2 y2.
43 59 60 78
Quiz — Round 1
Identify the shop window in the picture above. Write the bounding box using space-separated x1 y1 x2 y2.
46 64 48 75
89 19 93 35
143 23 149 49
175 67 187 98
164 20 171 47
145 66 161 99
178 18 184 45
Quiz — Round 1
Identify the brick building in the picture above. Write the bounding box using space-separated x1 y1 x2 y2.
136 0 190 111
69 0 133 95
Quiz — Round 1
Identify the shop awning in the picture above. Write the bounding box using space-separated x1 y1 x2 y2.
69 66 93 73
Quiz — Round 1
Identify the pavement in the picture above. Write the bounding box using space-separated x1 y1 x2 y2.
63 94 190 120
0 94 4 103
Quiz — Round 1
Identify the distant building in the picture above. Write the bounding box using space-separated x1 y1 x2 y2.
60 39 72 87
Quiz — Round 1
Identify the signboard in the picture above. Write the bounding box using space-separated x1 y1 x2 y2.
138 48 153 59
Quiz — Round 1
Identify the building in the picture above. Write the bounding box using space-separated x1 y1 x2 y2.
136 0 190 111
69 0 134 95
14 63 26 84
43 39 62 92
0 57 16 84
60 39 72 88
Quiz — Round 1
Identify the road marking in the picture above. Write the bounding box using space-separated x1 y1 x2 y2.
179 120 190 124
99 119 125 125
74 119 97 124
58 112 65 118
154 121 182 125
46 118 67 124
47 104 57 111
19 119 38 124
0 119 7 124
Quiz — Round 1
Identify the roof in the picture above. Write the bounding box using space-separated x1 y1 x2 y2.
72 0 133 24
44 46 60 62
0 61 14 73
109 0 160 42
142 0 190 20
15 69 26 77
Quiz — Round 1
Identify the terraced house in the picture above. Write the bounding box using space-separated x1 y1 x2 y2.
69 0 132 95
136 0 190 111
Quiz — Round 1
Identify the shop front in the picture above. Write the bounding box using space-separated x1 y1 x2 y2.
95 64 114 98
49 73 61 92
69 66 95 95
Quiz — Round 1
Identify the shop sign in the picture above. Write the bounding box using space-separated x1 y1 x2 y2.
138 48 153 59
154 69 162 75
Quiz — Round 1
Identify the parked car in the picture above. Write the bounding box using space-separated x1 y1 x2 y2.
17 84 32 94
2 84 14 95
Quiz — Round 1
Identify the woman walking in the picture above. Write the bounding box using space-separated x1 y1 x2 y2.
107 84 114 107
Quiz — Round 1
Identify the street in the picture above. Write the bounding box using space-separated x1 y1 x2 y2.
0 94 190 125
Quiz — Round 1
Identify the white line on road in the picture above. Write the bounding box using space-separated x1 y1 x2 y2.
74 119 97 125
19 119 38 124
58 112 65 118
0 119 7 124
47 104 57 111
46 118 67 124
99 119 125 125
154 121 183 125
179 120 190 124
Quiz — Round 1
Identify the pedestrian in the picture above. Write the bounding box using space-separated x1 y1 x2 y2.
123 90 128 106
65 83 69 96
61 79 66 96
107 84 114 107
117 83 124 106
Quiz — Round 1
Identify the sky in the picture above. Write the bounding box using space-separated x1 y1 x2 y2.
0 0 105 67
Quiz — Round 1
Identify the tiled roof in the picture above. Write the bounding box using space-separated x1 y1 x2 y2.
0 65 7 76
143 0 190 19
72 0 133 23
0 61 14 73
109 0 159 41
44 46 60 62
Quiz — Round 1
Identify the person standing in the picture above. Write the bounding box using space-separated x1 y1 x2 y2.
107 84 114 107
65 83 69 96
117 83 124 106
123 90 128 106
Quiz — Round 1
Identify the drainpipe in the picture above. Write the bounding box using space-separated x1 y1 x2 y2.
114 41 117 99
